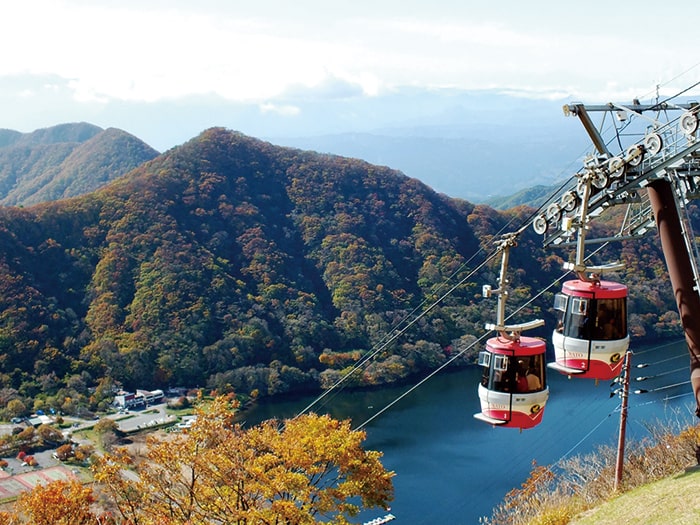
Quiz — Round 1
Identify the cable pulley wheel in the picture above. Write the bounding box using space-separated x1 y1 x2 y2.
644 133 663 155
591 170 609 190
546 202 561 223
608 156 625 179
625 145 643 167
560 191 578 212
576 178 588 198
533 214 548 235
680 112 699 134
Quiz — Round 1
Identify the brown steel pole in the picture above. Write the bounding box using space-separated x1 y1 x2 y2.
647 179 700 416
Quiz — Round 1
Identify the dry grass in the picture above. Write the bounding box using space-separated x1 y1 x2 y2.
569 467 700 525
484 421 700 525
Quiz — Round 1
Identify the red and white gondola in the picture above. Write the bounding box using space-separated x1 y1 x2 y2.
549 277 628 380
547 171 628 380
475 325 549 429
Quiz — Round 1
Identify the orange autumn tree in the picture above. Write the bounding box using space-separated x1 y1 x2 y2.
93 395 394 524
0 479 102 525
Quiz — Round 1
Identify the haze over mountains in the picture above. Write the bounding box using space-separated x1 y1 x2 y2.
5 88 593 205
266 92 590 203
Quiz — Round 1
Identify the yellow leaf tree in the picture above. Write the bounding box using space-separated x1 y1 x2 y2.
93 395 394 524
9 479 99 525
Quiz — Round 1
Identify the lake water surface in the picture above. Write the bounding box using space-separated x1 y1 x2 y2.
240 339 696 524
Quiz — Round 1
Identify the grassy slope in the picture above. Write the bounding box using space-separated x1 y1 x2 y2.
570 467 700 525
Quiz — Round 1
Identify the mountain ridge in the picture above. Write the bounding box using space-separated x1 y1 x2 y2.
0 123 159 206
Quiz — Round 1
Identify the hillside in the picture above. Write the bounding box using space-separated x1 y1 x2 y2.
0 127 680 418
570 467 700 524
0 123 159 205
485 183 559 210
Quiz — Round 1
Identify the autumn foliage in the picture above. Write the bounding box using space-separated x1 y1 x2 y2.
0 126 687 421
0 479 100 525
0 396 392 524
93 395 393 524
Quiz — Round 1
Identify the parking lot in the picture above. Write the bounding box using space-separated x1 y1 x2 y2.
107 403 176 433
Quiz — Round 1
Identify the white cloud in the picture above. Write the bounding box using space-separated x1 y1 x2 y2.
259 103 300 117
1 0 700 108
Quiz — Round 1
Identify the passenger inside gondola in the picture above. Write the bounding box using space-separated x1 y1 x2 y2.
603 317 616 339
526 364 542 391
516 361 529 392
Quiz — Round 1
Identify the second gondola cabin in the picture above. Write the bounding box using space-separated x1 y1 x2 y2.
549 278 628 380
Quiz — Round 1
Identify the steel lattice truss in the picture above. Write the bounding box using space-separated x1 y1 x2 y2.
532 94 700 283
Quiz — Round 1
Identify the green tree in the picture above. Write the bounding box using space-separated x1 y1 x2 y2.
5 399 26 419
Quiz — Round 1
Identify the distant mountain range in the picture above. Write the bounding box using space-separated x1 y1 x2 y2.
0 122 158 206
266 92 591 204
0 123 679 416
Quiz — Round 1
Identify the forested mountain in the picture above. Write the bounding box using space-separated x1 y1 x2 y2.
0 127 680 417
485 184 558 210
0 123 159 206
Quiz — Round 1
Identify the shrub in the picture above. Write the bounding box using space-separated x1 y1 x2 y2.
489 422 700 524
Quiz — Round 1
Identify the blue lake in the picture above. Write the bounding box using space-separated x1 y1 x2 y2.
240 339 696 524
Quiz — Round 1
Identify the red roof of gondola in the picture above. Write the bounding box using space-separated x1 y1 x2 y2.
562 279 627 299
486 335 546 356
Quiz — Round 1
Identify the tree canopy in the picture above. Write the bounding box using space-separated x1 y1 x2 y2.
0 396 393 524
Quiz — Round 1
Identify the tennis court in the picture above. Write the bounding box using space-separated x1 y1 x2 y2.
0 466 76 500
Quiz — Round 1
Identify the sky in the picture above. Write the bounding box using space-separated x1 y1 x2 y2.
2 0 700 151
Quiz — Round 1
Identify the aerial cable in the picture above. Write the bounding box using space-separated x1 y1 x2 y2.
297 194 568 419
627 390 695 411
353 327 491 431
292 239 501 417
296 196 545 418
631 338 685 356
557 407 619 463
657 391 695 403
636 366 687 382
296 246 504 418
553 387 695 480
650 79 700 110
347 205 535 373
638 352 687 368
634 380 691 395
636 64 700 103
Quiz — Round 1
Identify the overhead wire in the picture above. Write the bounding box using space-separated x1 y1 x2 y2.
557 406 620 462
631 338 685 356
635 365 687 381
638 351 687 367
303 74 700 510
636 380 691 394
295 243 504 418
